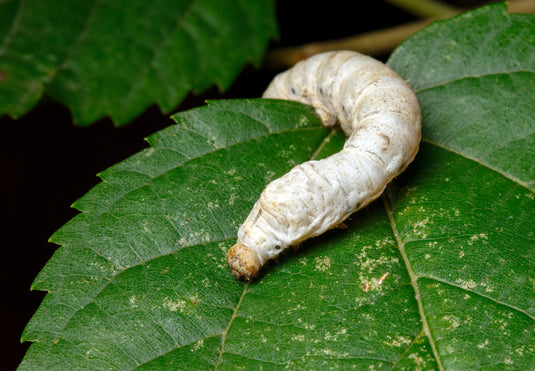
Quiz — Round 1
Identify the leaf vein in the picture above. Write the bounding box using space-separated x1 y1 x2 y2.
215 281 248 369
117 0 196 116
419 275 535 322
415 70 535 94
422 137 533 192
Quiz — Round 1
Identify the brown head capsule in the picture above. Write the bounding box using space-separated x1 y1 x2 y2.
227 242 261 281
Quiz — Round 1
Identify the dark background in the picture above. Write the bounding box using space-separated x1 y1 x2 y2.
1 1 488 368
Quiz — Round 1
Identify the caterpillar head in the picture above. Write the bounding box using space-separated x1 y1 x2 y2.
227 242 261 281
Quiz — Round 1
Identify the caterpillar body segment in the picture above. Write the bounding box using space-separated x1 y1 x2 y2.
228 51 421 280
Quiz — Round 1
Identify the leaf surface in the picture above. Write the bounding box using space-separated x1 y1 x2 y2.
20 3 535 370
0 0 276 125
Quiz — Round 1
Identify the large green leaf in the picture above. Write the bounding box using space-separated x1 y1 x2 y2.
20 3 534 370
0 0 276 125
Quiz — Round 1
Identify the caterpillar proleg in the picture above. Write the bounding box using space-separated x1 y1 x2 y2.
228 51 421 280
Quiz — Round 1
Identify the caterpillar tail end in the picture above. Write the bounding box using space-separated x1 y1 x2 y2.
227 242 261 281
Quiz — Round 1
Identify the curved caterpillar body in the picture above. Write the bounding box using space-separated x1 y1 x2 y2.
228 51 421 280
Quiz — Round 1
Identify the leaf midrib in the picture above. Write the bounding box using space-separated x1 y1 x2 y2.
382 195 445 371
214 281 249 370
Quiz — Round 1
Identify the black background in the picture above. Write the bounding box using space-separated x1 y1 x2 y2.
1 1 487 368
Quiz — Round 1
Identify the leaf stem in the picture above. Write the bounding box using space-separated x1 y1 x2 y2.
264 0 535 69
264 19 435 69
383 0 459 18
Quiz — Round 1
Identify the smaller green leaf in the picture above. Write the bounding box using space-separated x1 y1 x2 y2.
0 0 277 125
388 2 535 190
388 2 535 93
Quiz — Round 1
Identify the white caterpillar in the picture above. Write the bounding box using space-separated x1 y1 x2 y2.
228 51 421 280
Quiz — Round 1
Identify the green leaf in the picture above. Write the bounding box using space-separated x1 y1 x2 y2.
0 0 276 126
20 3 534 370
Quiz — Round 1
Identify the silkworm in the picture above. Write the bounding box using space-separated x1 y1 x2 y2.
228 51 421 280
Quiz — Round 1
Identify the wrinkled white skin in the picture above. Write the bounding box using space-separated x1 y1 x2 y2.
228 51 421 280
